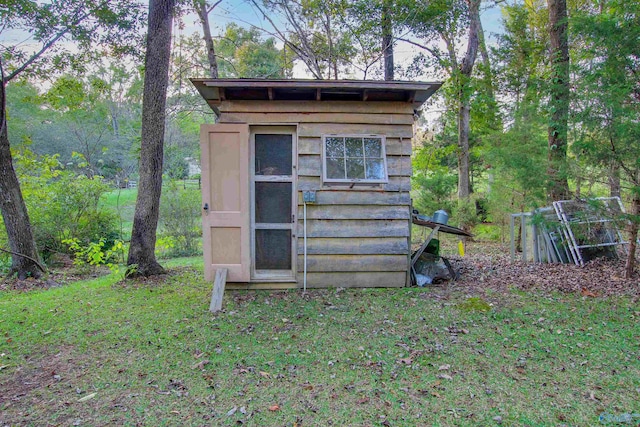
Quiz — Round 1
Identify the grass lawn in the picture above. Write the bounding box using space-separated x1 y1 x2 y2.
1 258 639 426
100 188 138 241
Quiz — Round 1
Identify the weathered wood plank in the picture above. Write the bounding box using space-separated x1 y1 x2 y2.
209 268 227 312
387 156 412 177
298 137 321 155
298 137 413 156
219 112 414 125
297 254 408 272
226 282 297 290
298 154 321 176
385 138 413 156
298 219 409 237
297 176 410 192
218 100 415 115
303 272 406 288
299 123 413 139
298 237 409 255
297 191 411 205
297 154 411 177
297 204 409 220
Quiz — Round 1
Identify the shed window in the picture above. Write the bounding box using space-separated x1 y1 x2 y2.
322 135 388 183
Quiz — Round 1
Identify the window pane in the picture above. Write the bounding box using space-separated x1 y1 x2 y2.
255 229 291 270
365 159 385 180
255 134 292 175
255 182 291 223
346 158 365 179
326 157 345 179
364 138 382 158
325 137 344 157
345 137 363 157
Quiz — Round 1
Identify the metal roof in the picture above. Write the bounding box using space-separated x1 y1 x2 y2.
190 78 442 111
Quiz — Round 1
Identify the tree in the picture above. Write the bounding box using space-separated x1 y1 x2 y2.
126 0 176 277
193 0 222 78
572 0 640 277
0 0 144 278
249 0 357 79
546 0 571 201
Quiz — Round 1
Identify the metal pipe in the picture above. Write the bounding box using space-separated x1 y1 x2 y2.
303 199 307 292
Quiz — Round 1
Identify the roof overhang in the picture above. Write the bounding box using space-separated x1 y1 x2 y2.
190 78 442 112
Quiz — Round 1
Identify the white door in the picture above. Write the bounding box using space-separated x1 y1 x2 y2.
200 123 250 282
250 126 297 281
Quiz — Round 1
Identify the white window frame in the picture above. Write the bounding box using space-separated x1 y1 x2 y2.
321 134 389 184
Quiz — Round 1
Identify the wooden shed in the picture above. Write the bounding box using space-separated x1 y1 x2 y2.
191 78 442 289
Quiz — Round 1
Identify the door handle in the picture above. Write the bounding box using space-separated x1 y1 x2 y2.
203 203 209 211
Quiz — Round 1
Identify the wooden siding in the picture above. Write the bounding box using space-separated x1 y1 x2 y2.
218 101 413 288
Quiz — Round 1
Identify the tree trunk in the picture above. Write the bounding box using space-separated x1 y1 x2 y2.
457 0 480 200
0 78 43 279
126 0 175 277
195 0 219 79
609 162 621 198
547 0 570 201
624 189 639 278
382 0 394 81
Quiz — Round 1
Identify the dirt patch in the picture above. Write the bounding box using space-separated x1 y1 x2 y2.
111 266 200 290
0 346 89 424
446 247 640 298
0 266 111 293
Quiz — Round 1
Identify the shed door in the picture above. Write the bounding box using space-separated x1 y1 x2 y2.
251 126 297 281
200 123 250 282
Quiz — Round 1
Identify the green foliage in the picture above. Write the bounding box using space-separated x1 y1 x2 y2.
12 148 119 261
158 183 202 258
412 131 458 215
63 238 125 275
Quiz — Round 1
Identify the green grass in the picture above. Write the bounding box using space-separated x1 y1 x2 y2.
100 188 138 240
1 261 639 426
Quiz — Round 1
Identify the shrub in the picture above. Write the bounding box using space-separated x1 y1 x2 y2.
158 182 201 257
12 148 119 262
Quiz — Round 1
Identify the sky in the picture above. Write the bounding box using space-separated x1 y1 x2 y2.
179 0 506 80
1 0 506 82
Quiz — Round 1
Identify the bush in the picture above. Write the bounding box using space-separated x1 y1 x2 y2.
158 182 202 257
12 148 120 262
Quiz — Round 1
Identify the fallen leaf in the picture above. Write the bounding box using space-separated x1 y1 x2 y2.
357 397 370 404
227 407 237 416
268 404 280 411
302 384 313 390
259 371 271 378
398 357 413 365
191 360 210 370
438 374 453 380
78 393 96 402
581 288 598 298
170 410 180 414
438 364 451 371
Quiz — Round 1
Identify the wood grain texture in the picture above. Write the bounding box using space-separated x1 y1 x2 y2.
219 112 414 125
209 268 227 312
298 204 409 220
298 123 413 139
298 237 409 255
297 176 410 192
218 100 415 115
297 191 410 205
304 271 406 288
297 254 408 272
298 219 410 237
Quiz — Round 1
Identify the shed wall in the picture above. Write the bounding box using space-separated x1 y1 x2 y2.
219 101 414 288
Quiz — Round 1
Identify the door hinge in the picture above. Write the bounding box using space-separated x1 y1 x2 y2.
291 214 295 223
